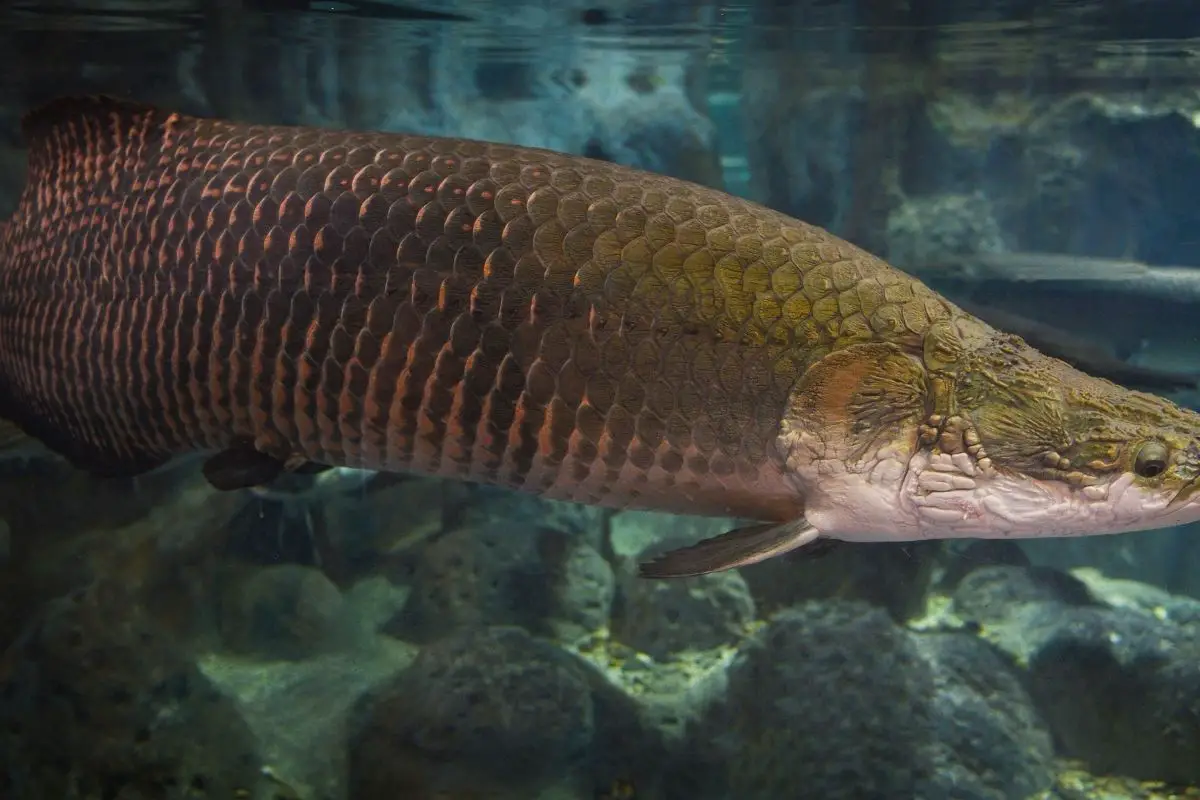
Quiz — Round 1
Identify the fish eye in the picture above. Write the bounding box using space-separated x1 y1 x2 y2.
1133 441 1170 478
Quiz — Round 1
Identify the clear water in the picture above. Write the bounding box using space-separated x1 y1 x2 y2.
1 2 1199 798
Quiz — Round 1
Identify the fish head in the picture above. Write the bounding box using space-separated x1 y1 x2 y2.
780 322 1200 543
953 351 1200 536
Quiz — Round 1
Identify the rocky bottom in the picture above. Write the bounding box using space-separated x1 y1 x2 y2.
0 470 1197 800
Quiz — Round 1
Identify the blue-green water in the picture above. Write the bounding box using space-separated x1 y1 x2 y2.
1 2 1200 798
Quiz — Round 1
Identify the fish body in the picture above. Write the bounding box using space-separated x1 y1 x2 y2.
4 96 1200 578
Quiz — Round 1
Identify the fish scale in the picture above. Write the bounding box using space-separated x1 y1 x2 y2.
0 95 955 524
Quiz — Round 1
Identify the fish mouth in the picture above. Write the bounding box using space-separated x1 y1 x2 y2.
1166 475 1200 513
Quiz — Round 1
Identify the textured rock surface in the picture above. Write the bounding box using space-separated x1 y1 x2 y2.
552 538 617 640
348 626 597 798
201 639 416 800
216 564 364 661
711 602 938 798
0 581 268 799
884 191 1007 269
917 633 1055 800
681 600 1054 799
451 484 613 551
1020 525 1200 604
739 539 942 624
953 565 1200 784
952 565 1098 628
392 521 615 643
612 570 755 660
315 474 466 582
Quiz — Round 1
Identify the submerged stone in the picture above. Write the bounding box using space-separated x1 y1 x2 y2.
348 625 596 797
953 564 1200 784
677 599 1054 799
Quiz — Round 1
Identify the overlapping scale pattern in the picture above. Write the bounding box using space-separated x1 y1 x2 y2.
0 97 953 518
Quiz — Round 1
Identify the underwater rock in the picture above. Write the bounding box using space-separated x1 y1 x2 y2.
739 539 941 624
916 633 1055 799
0 580 267 799
1019 525 1200 605
216 564 364 661
953 565 1200 784
1025 608 1200 785
611 570 755 661
200 639 416 800
582 672 682 800
318 474 465 575
1 463 241 607
0 462 243 662
692 600 935 797
341 575 412 636
952 565 1098 626
392 521 614 643
680 599 1053 799
934 539 1032 594
1071 568 1200 627
890 63 1200 270
348 625 596 798
452 483 613 550
552 537 617 641
883 191 1007 270
0 456 223 552
923 89 1200 264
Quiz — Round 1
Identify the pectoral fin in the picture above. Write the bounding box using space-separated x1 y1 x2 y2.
202 447 285 491
637 519 832 579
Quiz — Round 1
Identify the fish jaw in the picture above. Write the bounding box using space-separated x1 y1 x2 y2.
795 448 1200 543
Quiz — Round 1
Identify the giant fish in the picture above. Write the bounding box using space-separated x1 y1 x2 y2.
2 95 1199 578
